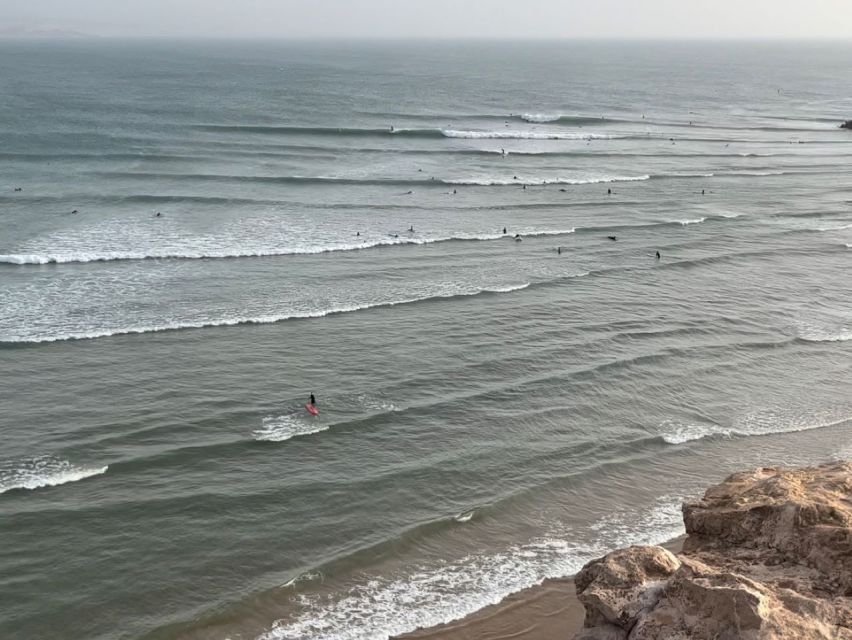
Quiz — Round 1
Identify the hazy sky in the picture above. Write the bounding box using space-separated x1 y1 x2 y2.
4 0 852 38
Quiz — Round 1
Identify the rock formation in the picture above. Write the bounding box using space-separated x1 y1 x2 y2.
574 461 852 639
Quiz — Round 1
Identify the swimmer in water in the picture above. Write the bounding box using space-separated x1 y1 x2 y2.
155 212 162 217
607 235 617 241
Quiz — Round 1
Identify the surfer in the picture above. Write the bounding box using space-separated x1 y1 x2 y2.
655 251 661 259
607 188 612 195
557 246 562 255
408 225 415 232
607 235 617 241
71 209 78 214
356 231 360 237
701 189 705 195
389 125 394 132
155 212 162 217
310 393 316 406
502 227 507 234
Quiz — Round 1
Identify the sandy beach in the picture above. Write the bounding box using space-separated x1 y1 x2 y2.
397 537 685 640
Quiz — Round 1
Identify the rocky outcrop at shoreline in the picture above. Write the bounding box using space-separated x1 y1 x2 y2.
574 461 852 639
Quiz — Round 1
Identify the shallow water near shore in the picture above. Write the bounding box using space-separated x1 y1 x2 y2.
1 40 851 640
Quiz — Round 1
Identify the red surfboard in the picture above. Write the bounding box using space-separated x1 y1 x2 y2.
305 403 319 416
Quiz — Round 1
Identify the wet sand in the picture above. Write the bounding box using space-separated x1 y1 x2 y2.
397 536 685 640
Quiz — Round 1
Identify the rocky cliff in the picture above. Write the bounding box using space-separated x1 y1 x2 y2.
574 461 852 639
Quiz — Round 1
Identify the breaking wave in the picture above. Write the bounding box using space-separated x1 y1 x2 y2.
0 456 108 494
0 230 577 266
2 283 531 344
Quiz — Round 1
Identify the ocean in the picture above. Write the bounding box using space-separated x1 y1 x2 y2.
0 39 850 640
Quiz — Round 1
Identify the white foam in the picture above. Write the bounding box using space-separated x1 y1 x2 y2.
444 175 649 186
659 421 733 445
674 217 706 225
257 497 684 640
795 317 852 342
253 415 328 442
441 129 612 140
454 510 476 523
519 113 562 123
0 456 107 494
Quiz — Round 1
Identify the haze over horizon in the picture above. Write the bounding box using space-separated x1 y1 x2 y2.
3 0 852 39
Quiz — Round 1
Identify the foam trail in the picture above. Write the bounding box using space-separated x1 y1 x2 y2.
257 496 684 640
0 456 107 494
254 415 328 442
2 283 532 344
675 218 706 226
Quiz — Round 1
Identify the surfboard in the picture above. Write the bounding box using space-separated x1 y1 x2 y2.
305 403 319 416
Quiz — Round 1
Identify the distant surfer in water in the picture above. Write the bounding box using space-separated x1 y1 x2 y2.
557 246 562 255
656 251 661 259
356 231 360 236
408 225 415 232
310 393 316 406
503 227 507 234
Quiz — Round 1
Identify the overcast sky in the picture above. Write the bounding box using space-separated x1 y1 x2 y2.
4 0 852 38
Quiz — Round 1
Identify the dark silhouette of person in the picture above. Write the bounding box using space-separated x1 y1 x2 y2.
655 251 661 259
310 393 316 406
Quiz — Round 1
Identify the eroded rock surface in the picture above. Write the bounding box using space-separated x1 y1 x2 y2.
574 461 852 640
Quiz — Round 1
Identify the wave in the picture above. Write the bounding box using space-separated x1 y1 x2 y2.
0 456 107 494
659 421 733 445
816 222 852 232
0 230 577 266
256 497 684 640
796 321 852 342
454 509 476 523
195 124 614 140
518 113 609 125
445 175 649 186
442 129 612 140
195 124 445 138
660 407 852 445
674 217 706 226
2 283 531 344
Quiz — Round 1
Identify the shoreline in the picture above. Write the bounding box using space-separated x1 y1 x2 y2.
396 536 685 640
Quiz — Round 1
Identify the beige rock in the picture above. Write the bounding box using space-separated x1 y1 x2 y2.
574 461 852 640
